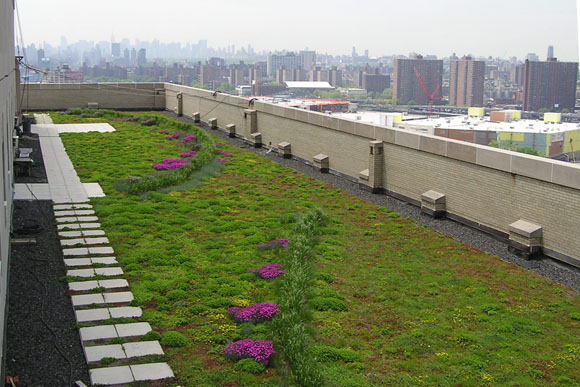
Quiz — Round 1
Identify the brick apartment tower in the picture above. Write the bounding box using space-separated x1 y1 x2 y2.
449 56 485 107
522 58 578 112
393 56 443 104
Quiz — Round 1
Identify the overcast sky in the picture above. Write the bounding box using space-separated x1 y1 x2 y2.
16 0 580 61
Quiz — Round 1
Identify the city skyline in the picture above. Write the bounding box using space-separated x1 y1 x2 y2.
16 0 580 61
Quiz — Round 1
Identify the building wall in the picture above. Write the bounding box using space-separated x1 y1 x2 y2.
523 59 578 111
20 83 165 110
449 59 485 107
0 0 15 379
393 58 443 104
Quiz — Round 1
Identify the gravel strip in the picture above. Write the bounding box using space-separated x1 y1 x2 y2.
7 201 89 386
164 111 580 292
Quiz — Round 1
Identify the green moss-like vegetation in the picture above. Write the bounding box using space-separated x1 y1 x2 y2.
55 111 580 386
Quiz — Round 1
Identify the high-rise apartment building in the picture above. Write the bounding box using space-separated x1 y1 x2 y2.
362 74 390 93
522 58 578 112
393 56 443 104
300 51 316 72
266 53 302 77
449 57 485 107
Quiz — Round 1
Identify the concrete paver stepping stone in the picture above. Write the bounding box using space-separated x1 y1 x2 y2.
77 216 99 222
130 362 174 381
76 308 111 323
69 280 99 291
123 341 164 358
98 279 128 289
71 293 105 307
91 257 118 265
109 306 142 319
103 292 133 304
61 238 85 247
89 247 115 255
95 267 123 276
79 325 118 341
64 258 92 267
85 344 126 363
90 366 134 385
57 222 101 230
54 210 95 216
61 237 110 247
83 230 106 237
115 322 151 338
66 268 95 278
56 217 78 223
54 203 92 210
62 247 89 256
84 237 110 245
59 231 83 238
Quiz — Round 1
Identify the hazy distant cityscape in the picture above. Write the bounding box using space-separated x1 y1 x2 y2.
17 37 579 115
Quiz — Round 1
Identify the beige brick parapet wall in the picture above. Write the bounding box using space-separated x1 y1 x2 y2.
20 83 580 266
21 83 166 110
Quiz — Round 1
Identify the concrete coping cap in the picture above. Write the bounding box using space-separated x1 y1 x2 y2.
278 142 291 149
509 219 542 238
250 132 262 138
359 169 369 180
421 190 446 204
313 154 329 162
226 123 236 129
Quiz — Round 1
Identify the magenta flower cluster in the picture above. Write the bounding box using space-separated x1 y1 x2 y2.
180 134 196 144
227 303 279 323
223 340 275 365
180 150 198 158
217 158 230 163
218 151 233 157
159 130 170 134
247 264 284 279
119 116 140 122
165 132 183 140
256 238 289 250
152 158 189 170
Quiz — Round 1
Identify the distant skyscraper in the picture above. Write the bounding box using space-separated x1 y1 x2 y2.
37 49 45 67
547 45 554 59
130 48 137 65
111 42 121 57
526 53 539 62
137 48 147 66
522 58 578 112
449 56 485 107
393 56 443 105
299 51 316 71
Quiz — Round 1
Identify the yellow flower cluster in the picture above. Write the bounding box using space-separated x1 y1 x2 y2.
232 299 251 307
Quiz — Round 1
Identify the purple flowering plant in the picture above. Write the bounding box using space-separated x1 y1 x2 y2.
256 238 289 251
223 339 275 365
217 158 230 163
247 264 284 279
152 158 189 170
179 134 196 144
179 150 198 158
227 303 279 323
217 151 233 157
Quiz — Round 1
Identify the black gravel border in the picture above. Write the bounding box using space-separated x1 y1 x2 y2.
163 111 580 292
6 200 89 386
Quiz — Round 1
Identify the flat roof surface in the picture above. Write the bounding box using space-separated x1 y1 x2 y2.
408 115 580 133
284 81 334 89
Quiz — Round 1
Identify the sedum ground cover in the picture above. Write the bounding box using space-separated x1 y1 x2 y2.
53 111 580 386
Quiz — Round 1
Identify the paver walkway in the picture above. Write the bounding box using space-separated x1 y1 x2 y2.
18 114 174 385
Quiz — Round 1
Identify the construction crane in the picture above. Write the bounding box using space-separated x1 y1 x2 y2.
412 66 441 117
